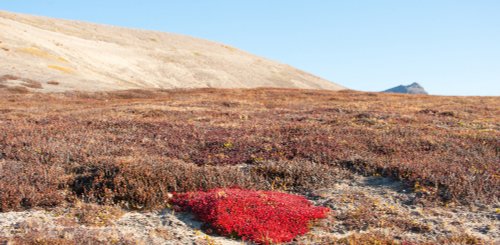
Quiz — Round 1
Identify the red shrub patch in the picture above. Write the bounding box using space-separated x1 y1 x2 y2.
171 188 329 244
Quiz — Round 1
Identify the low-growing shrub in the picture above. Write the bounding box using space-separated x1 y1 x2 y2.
69 159 344 210
171 188 330 244
69 202 124 226
0 161 66 212
251 160 349 192
70 159 264 209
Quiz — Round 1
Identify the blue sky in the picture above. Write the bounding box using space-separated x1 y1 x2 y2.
2 1 499 95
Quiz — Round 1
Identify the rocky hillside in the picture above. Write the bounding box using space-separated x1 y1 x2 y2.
0 11 345 92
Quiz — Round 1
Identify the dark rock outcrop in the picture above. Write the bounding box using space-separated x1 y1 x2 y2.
383 82 428 94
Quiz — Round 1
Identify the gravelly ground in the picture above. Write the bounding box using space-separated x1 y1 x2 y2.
1 174 498 244
303 175 499 243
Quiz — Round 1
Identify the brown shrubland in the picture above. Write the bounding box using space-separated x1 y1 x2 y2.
0 88 498 212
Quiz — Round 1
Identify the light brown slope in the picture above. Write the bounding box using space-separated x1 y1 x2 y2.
0 11 346 92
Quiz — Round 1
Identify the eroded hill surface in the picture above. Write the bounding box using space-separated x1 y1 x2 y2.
0 11 345 92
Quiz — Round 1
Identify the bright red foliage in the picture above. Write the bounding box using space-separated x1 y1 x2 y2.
171 188 329 244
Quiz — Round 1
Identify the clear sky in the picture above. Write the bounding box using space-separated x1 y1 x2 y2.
2 1 499 95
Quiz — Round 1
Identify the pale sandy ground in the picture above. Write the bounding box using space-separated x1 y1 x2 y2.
1 173 498 244
306 176 499 243
0 11 346 93
0 208 243 245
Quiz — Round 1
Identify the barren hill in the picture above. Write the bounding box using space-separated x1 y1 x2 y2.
0 11 345 92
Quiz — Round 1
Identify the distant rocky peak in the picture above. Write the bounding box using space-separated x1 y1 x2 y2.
383 82 428 94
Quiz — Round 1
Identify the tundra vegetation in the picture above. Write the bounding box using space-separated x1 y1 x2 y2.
0 87 498 244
